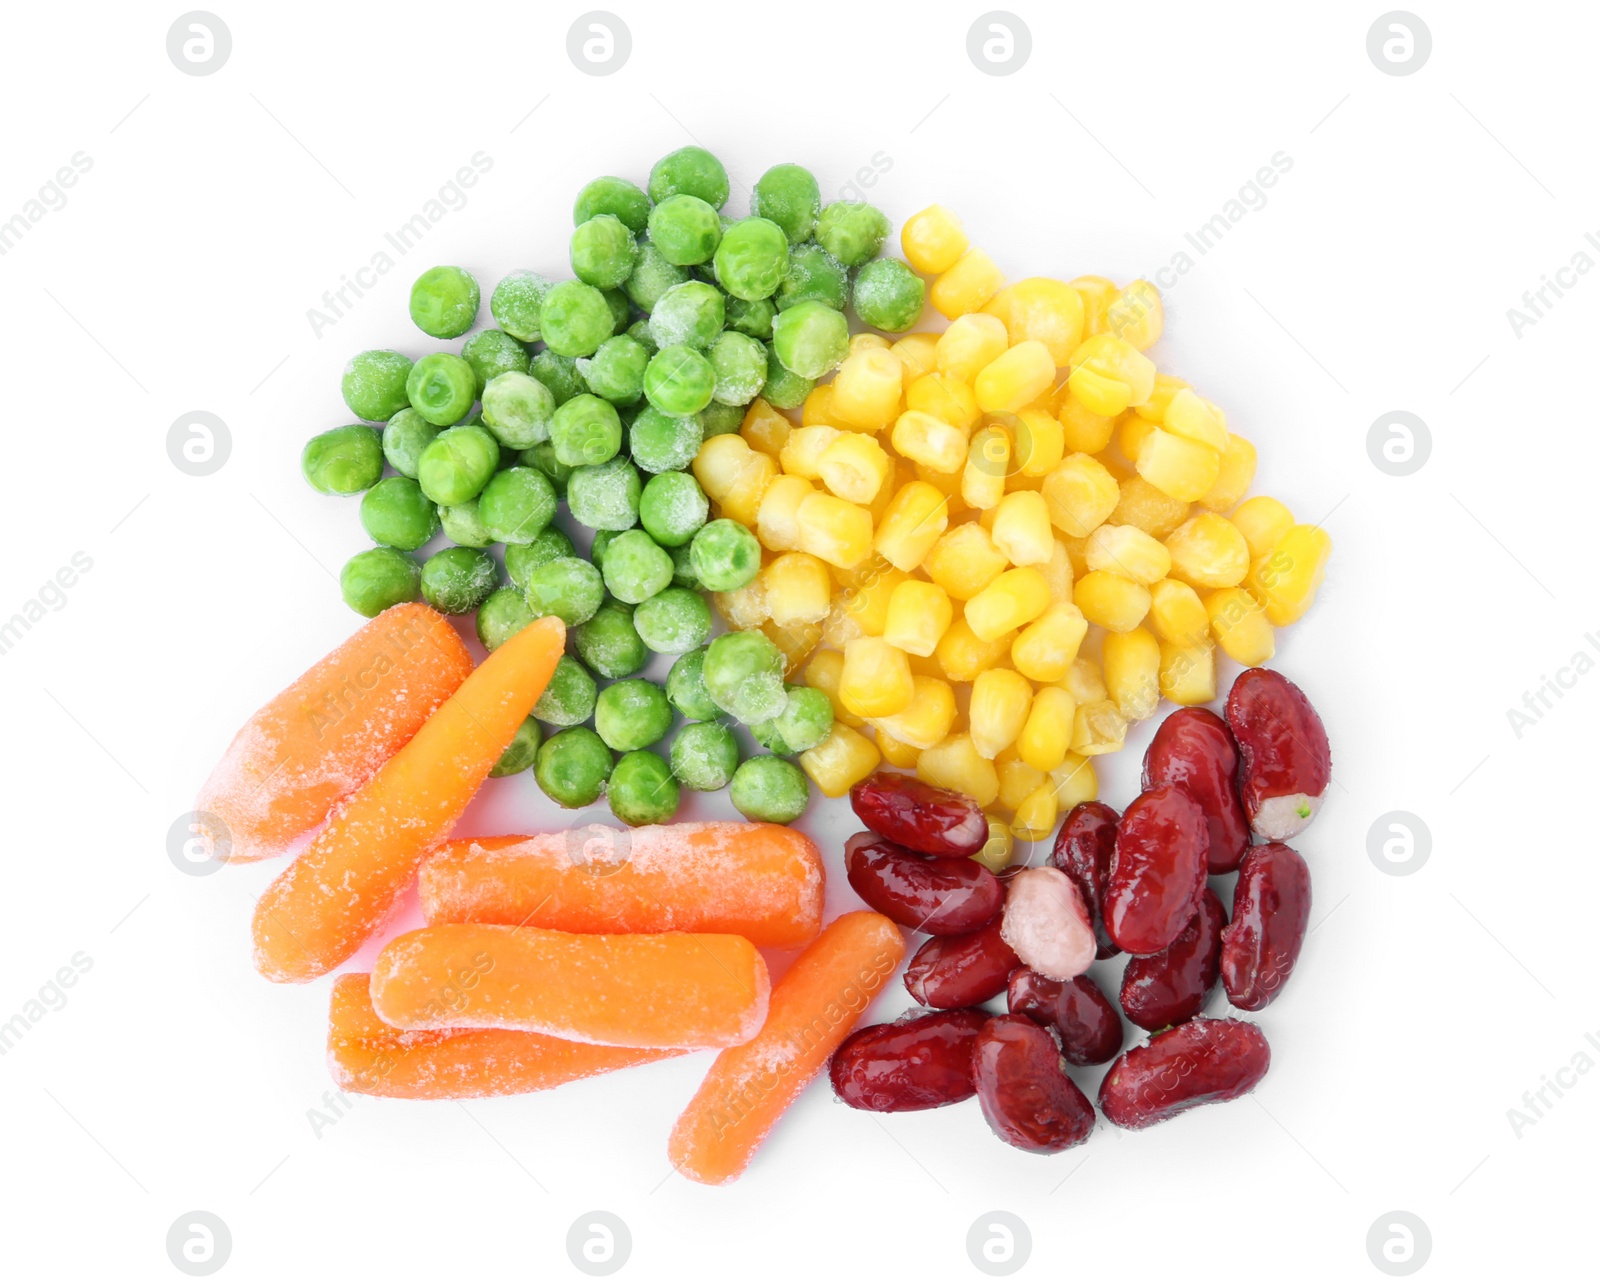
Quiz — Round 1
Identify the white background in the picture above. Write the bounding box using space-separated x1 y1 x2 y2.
0 0 1591 1282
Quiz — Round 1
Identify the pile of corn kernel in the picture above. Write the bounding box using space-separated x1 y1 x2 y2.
690 204 1331 854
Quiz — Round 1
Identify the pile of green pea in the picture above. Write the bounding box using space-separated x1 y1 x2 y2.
299 147 924 829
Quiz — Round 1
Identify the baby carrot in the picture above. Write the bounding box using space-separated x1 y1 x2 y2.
252 616 566 983
368 924 770 1049
195 603 472 862
418 822 824 948
327 974 685 1099
667 910 905 1185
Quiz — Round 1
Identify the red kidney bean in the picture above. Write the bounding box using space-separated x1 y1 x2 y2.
1098 1017 1270 1130
845 832 1003 935
1142 708 1250 874
1049 801 1121 959
829 1007 989 1111
849 771 988 859
1225 669 1332 842
999 868 1096 982
1120 888 1226 1032
1007 970 1122 1066
1221 842 1312 1011
903 917 1020 1008
1103 786 1208 956
972 1015 1097 1152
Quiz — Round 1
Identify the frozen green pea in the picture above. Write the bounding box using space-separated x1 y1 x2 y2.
634 587 712 654
505 527 576 589
490 270 551 343
670 721 739 791
342 349 413 421
771 301 849 380
524 556 605 627
624 240 691 312
606 750 679 824
638 471 708 546
406 353 477 426
648 146 730 209
302 424 383 495
575 334 649 405
603 287 632 334
574 176 651 232
643 345 716 416
729 755 810 824
702 629 788 723
477 586 534 650
594 678 673 752
360 476 439 550
417 424 499 505
667 646 719 719
340 547 420 618
627 318 659 354
670 540 701 588
707 331 767 406
852 258 926 333
540 280 615 357
589 528 623 566
751 163 821 246
490 716 544 777
760 343 814 409
477 371 553 449
420 545 497 614
438 499 493 547
567 455 642 531
713 217 790 302
461 329 530 396
629 407 703 475
700 401 745 436
477 466 557 544
411 266 480 339
380 408 438 478
571 214 638 290
535 726 613 809
649 281 726 350
750 684 833 756
816 201 891 268
529 350 588 405
601 529 674 604
726 296 777 340
520 442 574 498
776 243 848 312
689 518 761 592
550 393 623 468
573 598 648 679
534 655 598 726
647 195 722 267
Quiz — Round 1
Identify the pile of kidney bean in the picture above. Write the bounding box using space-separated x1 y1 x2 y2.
829 667 1331 1153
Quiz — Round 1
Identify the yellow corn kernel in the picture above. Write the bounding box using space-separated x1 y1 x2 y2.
1063 655 1106 704
719 449 776 528
830 348 904 432
1050 753 1097 810
795 492 874 570
995 747 1049 813
1031 542 1070 605
805 649 863 729
715 575 769 630
1105 279 1164 350
1159 639 1216 705
867 459 904 525
969 667 1033 759
1018 685 1076 774
821 589 864 650
890 332 939 383
1117 413 1160 465
891 410 969 475
1161 387 1229 452
924 523 1008 600
1056 392 1116 454
1070 276 1116 336
1148 578 1210 646
693 432 760 503
1108 474 1190 538
1071 699 1127 756
883 578 954 657
873 726 923 770
1011 782 1059 841
962 426 1010 511
837 563 905 636
982 277 1085 366
1135 428 1222 504
916 732 1000 808
1134 373 1190 423
763 551 832 626
1012 409 1064 478
756 474 815 552
818 431 891 505
1230 496 1296 560
975 340 1056 414
1060 536 1090 579
1205 588 1275 667
935 313 1009 382
762 619 822 677
965 567 1051 642
740 397 792 458
800 721 882 797
839 637 915 719
1200 435 1257 512
1085 523 1172 585
1066 334 1157 416
1165 513 1250 588
873 481 950 572
901 203 969 275
1042 453 1120 538
801 383 835 427
934 618 1015 682
1011 602 1088 683
914 461 965 499
906 371 981 432
1247 524 1332 627
977 814 1015 872
1073 569 1152 633
1103 627 1161 722
988 491 1053 568
875 674 957 751
779 423 841 480
931 248 1005 319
